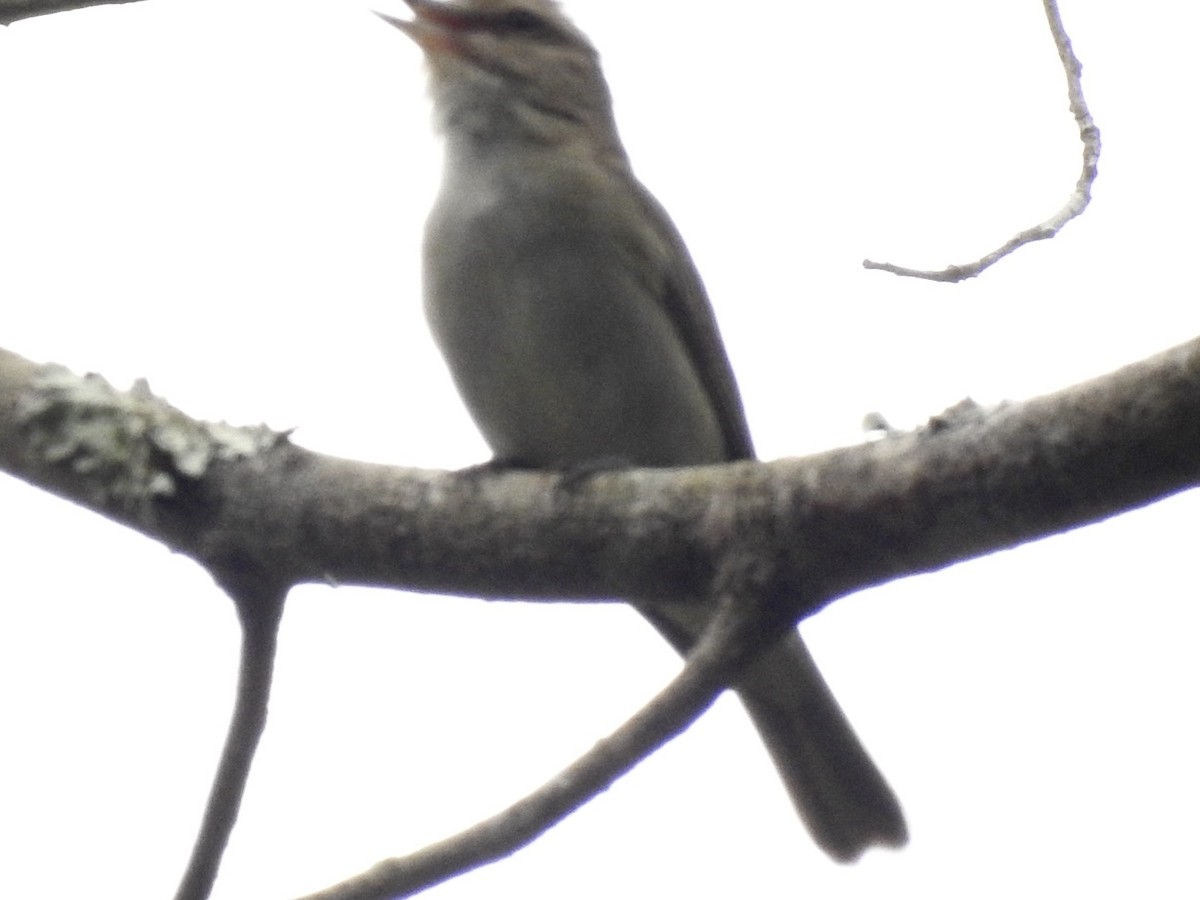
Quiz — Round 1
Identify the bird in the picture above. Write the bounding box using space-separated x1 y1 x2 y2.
378 0 907 861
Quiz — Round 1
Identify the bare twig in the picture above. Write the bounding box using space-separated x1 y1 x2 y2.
296 577 779 900
172 574 286 900
863 0 1100 281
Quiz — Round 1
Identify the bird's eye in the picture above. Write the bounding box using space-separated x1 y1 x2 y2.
494 8 568 43
500 9 547 32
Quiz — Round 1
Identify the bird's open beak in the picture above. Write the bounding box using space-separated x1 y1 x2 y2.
374 0 477 51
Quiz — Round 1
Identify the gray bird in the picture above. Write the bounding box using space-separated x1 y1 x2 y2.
380 0 906 861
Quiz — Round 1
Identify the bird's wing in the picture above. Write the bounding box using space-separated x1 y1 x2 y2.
629 180 756 462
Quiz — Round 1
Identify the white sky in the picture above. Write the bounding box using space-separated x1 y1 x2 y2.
2 0 1199 897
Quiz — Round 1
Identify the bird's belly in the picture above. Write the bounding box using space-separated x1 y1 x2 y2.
423 234 726 468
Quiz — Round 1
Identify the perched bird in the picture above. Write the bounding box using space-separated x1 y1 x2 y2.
379 0 906 861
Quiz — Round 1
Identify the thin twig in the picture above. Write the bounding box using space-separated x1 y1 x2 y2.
863 0 1100 281
295 591 764 900
173 575 287 900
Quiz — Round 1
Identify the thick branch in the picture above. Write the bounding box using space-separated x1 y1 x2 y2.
3 337 1199 630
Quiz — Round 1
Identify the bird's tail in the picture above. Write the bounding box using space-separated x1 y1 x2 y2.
736 629 907 861
635 600 907 861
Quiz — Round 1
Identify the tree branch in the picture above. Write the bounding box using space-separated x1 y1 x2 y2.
292 503 807 900
295 579 776 900
0 0 143 26
171 571 286 900
4 336 1199 897
3 336 1198 630
862 0 1100 281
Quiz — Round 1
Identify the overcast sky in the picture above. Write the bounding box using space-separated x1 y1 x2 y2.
3 1 1199 897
